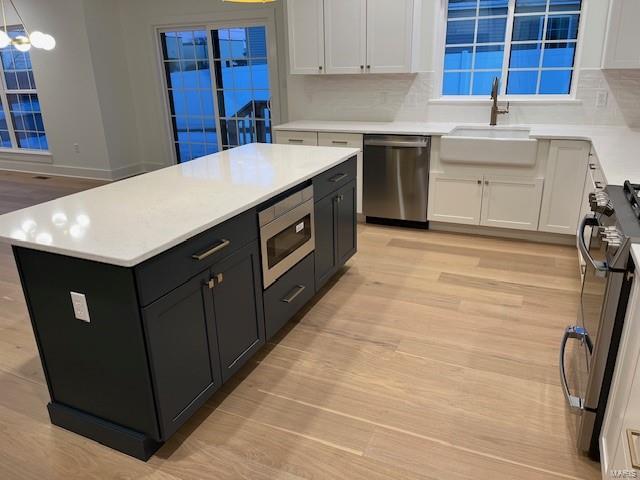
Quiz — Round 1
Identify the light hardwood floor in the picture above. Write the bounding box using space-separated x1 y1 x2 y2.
0 170 601 479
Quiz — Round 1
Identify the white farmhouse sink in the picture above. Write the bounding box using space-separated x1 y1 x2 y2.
440 126 538 166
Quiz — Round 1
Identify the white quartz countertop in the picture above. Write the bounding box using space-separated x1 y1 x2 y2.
274 120 640 186
0 143 360 267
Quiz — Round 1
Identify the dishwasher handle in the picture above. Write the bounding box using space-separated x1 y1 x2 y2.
364 137 430 148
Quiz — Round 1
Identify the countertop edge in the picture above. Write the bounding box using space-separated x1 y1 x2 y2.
1 148 360 268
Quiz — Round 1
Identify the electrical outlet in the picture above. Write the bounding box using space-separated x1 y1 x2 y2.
70 292 90 323
596 90 608 108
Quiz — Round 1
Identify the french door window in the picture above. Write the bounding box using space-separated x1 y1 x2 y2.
160 25 272 163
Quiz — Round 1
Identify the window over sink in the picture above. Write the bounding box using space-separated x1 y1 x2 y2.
442 0 582 96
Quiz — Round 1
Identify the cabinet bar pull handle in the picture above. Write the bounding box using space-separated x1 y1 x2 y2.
288 139 304 143
282 285 306 304
628 429 640 469
589 163 596 170
329 173 348 183
595 181 603 189
192 239 231 261
477 179 481 184
331 140 349 145
485 180 489 185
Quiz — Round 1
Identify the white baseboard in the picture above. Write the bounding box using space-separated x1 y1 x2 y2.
429 221 575 245
0 161 167 181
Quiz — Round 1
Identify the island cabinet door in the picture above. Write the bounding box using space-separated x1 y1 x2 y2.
142 270 222 440
314 191 338 291
209 242 265 382
336 180 357 265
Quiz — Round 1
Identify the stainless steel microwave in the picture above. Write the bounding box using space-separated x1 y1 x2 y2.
259 186 315 289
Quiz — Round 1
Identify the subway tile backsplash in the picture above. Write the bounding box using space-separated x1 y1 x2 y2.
287 68 640 128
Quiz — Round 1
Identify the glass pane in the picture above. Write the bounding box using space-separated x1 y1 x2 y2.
251 59 270 89
0 130 11 148
266 214 312 269
472 71 501 95
444 46 473 70
549 0 581 12
479 0 508 15
247 26 267 58
221 118 239 147
512 15 545 41
475 45 504 69
193 31 209 60
507 70 538 94
546 14 580 40
446 20 476 44
509 43 542 68
539 69 572 93
443 71 472 95
542 42 576 67
448 0 478 18
515 0 547 13
217 89 238 117
4 71 17 89
476 17 507 43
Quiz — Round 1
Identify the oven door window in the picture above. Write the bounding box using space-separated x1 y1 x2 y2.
267 214 312 269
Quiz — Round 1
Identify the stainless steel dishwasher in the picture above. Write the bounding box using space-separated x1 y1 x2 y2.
363 135 430 225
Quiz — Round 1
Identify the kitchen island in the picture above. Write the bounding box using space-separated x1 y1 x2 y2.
0 143 359 460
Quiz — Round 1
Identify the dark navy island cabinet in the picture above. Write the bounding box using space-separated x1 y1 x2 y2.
12 156 357 461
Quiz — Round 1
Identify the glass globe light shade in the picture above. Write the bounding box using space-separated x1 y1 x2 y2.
13 35 31 52
30 31 55 50
41 33 56 50
0 30 10 48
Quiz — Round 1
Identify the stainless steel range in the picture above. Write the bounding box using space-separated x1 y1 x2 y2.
562 182 640 460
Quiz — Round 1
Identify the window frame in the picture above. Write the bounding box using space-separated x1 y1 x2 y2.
0 25 49 153
435 0 587 100
154 12 281 165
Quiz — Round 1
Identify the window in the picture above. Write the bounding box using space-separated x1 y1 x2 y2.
160 25 272 163
442 0 582 96
0 26 48 150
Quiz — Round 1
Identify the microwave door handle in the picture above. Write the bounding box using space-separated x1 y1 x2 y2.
577 214 608 273
560 326 592 413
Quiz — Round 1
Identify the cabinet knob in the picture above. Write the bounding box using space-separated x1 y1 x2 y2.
477 180 481 184
360 65 364 70
319 66 323 71
366 65 371 69
485 180 489 185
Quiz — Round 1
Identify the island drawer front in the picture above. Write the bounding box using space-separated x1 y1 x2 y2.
135 209 258 306
313 156 357 202
263 253 315 340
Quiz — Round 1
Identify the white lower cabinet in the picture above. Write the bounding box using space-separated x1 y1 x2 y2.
538 141 591 234
274 130 319 146
428 173 542 230
428 173 483 225
480 176 544 231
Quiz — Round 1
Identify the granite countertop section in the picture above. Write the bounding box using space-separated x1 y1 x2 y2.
274 121 640 186
0 143 360 267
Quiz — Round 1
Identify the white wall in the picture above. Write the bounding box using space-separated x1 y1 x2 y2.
0 0 116 179
286 0 640 128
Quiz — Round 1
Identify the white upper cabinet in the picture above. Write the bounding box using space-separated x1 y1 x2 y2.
602 0 640 69
286 0 418 74
366 0 415 73
538 141 590 235
324 0 367 74
287 0 325 74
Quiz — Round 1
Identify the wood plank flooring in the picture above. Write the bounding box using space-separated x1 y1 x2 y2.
0 170 600 479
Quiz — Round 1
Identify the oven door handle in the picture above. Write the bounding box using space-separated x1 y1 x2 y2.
577 214 608 274
559 325 593 414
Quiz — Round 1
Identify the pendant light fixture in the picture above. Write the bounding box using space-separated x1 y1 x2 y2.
0 0 55 52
